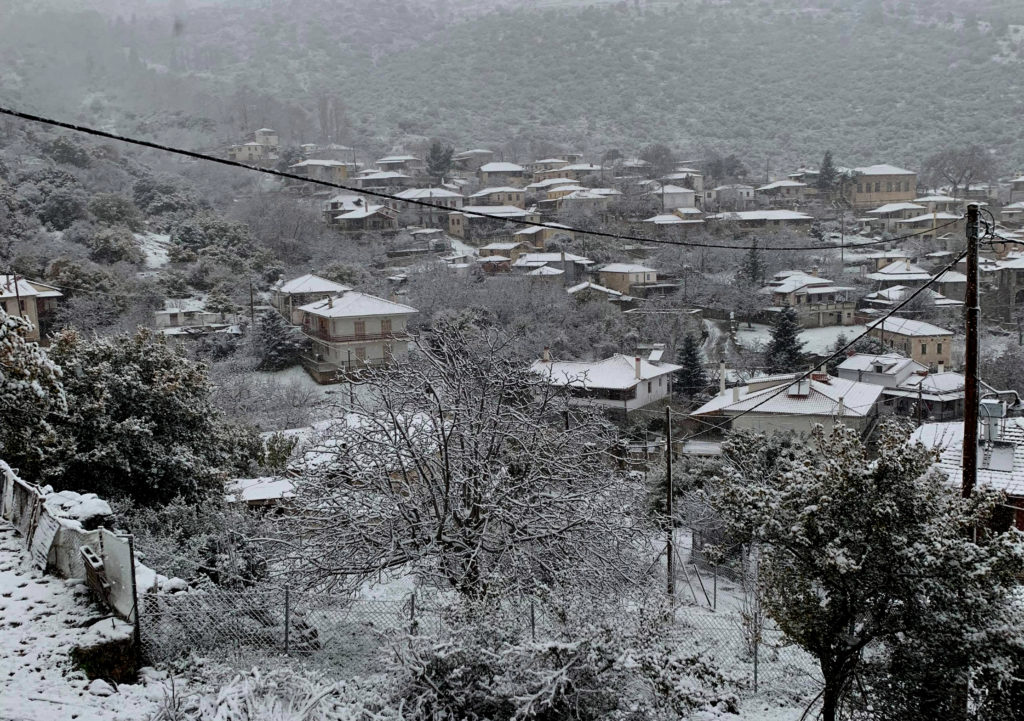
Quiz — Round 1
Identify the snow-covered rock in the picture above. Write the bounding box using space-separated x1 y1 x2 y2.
88 678 116 696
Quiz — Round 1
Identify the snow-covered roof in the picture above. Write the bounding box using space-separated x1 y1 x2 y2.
560 190 606 200
896 212 963 224
693 374 884 418
866 316 953 337
480 241 527 250
862 285 962 307
358 171 411 181
526 177 577 189
512 252 593 267
865 260 932 281
470 186 523 197
290 159 352 168
335 204 390 220
532 354 682 390
913 195 956 203
766 272 840 294
567 281 622 297
911 419 1024 498
298 291 418 318
866 202 926 214
864 249 913 259
756 180 807 191
477 255 510 263
480 162 525 173
514 223 571 236
657 184 698 194
226 477 295 504
0 275 62 301
377 155 420 163
707 210 813 221
854 164 915 176
934 270 967 284
456 205 533 218
560 163 602 172
644 214 688 224
395 187 462 200
836 353 924 375
599 263 657 274
273 274 351 295
527 265 564 276
588 187 623 196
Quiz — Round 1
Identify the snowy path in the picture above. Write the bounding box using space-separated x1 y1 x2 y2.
0 526 157 721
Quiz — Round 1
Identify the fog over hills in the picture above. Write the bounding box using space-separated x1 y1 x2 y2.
2 0 1022 169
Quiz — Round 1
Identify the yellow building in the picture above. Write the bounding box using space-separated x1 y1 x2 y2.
0 275 62 343
846 164 917 209
867 316 952 370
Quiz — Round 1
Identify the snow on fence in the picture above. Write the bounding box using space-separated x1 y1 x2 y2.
0 462 138 627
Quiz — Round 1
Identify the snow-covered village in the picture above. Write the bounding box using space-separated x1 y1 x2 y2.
2 1 1024 719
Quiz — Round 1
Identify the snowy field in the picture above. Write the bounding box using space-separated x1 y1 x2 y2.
134 232 171 269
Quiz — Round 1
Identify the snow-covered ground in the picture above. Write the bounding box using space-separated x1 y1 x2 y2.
734 323 869 356
134 232 171 269
0 525 159 720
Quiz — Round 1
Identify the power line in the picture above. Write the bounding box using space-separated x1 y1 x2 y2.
0 104 959 253
672 248 970 445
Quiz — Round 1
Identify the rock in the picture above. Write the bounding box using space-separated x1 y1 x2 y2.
88 679 115 696
70 618 138 684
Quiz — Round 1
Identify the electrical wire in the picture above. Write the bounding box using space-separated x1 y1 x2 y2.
0 104 961 253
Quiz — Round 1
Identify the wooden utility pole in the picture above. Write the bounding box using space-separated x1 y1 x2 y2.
962 203 980 498
665 406 674 598
249 279 255 327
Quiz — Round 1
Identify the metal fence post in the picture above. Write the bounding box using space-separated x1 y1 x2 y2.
284 587 290 655
409 591 417 635
753 629 759 693
126 535 142 665
530 598 536 642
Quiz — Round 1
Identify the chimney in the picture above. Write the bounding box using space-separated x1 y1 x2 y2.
327 296 333 308
542 346 551 362
810 266 819 277
719 361 726 394
937 361 944 373
837 396 845 417
732 385 741 402
635 356 642 380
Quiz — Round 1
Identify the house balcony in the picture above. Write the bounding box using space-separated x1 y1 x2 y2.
300 353 391 384
302 328 411 344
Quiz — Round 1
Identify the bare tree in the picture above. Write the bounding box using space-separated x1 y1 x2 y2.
922 144 997 199
276 321 652 597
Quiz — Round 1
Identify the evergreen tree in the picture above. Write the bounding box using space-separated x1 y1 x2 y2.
817 149 837 196
255 310 307 370
205 285 240 320
764 305 805 372
736 239 766 285
0 309 67 481
676 333 707 397
425 141 453 182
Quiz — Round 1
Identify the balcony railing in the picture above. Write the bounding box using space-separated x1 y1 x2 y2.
302 328 410 344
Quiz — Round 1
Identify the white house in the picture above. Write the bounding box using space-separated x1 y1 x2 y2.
271 273 352 325
836 353 927 388
298 291 418 383
691 372 884 435
531 352 681 416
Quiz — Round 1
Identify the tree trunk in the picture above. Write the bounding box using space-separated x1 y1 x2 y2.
822 675 842 721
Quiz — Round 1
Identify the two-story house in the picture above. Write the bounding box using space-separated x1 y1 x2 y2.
451 149 494 173
1010 175 1024 204
755 180 808 207
391 187 464 225
289 159 357 185
705 184 755 211
333 204 399 233
479 162 527 187
375 155 424 175
762 270 856 327
864 202 927 232
0 275 62 343
298 291 418 383
468 187 525 208
447 205 540 241
598 263 658 295
845 164 917 209
866 316 953 369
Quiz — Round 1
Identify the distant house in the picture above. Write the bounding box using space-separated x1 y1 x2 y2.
844 164 917 209
866 316 953 369
227 142 274 164
531 352 681 417
391 187 464 225
451 149 494 173
650 184 697 210
333 204 399 232
447 205 540 241
755 180 807 206
512 252 594 283
761 270 856 327
526 177 578 193
861 285 962 312
895 212 965 246
271 273 351 325
289 159 356 184
913 195 959 213
468 187 525 208
836 353 927 388
322 194 369 224
478 241 535 261
1002 201 1024 225
912 413 1024 530
353 171 414 190
528 158 570 176
1010 175 1024 204
375 155 424 174
479 162 527 187
883 371 987 422
598 263 658 295
556 189 610 215
512 223 574 250
864 202 927 232
567 281 623 303
705 209 813 229
705 184 755 211
298 291 418 383
865 260 933 288
0 275 62 343
861 249 914 272
691 372 884 436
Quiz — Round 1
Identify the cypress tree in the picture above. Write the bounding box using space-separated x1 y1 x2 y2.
676 333 708 397
817 150 838 196
765 306 806 373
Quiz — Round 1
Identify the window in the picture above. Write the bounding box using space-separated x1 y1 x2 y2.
874 182 881 192
937 342 943 355
857 183 863 193
921 343 927 356
647 382 652 394
904 181 911 192
381 318 392 335
886 182 893 192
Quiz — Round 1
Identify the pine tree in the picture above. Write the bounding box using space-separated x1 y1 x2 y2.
736 239 765 286
817 149 837 196
425 141 454 182
676 333 707 397
255 310 307 370
765 305 805 372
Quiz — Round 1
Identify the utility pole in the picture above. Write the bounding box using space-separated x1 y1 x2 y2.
839 212 845 265
665 406 674 599
249 279 255 327
962 203 980 498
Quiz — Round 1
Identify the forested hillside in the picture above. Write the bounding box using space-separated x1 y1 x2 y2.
1 0 1022 168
